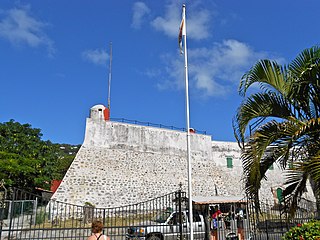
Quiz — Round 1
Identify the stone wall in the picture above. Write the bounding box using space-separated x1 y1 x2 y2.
52 116 294 208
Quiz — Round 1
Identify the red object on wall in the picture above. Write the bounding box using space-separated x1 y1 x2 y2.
189 128 195 133
104 108 110 120
51 180 62 193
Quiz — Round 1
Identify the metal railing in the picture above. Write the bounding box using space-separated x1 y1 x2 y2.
110 118 207 135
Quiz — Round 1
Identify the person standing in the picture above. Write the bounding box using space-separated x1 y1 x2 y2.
87 220 110 240
210 206 222 240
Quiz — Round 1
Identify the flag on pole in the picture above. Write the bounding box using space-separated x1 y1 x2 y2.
178 12 186 54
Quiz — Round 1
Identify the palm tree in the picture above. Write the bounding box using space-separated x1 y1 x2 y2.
233 46 320 214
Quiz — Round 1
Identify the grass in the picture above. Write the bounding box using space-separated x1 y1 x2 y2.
32 212 156 229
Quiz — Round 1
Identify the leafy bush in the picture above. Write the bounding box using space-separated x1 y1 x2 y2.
35 211 47 225
282 220 320 240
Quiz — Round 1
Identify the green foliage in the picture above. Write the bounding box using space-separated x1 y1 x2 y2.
51 144 80 180
0 151 38 188
35 210 47 225
233 46 320 213
282 220 320 240
11 200 35 217
0 120 42 157
84 202 95 208
0 119 79 191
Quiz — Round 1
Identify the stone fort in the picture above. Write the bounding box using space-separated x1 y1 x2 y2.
52 104 304 208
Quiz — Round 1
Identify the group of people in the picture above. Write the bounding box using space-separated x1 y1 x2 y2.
209 205 246 240
211 206 223 229
210 205 245 229
87 220 110 240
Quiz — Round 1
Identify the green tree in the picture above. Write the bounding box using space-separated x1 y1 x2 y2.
0 151 38 188
0 120 77 191
52 154 75 180
233 46 320 213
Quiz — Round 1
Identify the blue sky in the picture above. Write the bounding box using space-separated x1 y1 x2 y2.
0 0 319 144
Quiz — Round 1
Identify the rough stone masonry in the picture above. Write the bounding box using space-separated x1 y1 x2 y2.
51 105 313 208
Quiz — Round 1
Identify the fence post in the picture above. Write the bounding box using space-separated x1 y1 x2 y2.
0 205 2 240
178 190 183 240
103 209 106 235
284 201 290 232
249 197 258 240
0 185 7 240
32 197 38 225
265 200 269 240
7 189 15 240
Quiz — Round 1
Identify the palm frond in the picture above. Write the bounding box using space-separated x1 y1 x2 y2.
289 46 320 118
283 164 309 216
302 155 320 183
239 59 288 97
233 92 293 143
292 118 320 144
289 46 320 78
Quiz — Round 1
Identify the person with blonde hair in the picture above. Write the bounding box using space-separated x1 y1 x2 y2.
87 220 109 240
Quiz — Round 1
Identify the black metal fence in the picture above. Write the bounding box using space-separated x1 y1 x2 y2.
0 188 318 240
0 188 191 240
246 198 318 240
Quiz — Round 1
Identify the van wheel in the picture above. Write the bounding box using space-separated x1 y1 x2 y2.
146 234 161 240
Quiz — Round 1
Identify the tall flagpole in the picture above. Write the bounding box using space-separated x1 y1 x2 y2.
107 42 113 109
181 4 194 240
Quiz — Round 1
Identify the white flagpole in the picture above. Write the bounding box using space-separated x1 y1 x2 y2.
107 42 112 110
182 4 194 240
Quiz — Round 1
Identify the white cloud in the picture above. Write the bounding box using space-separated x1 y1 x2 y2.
145 1 284 98
153 40 275 98
82 49 109 66
0 6 54 55
151 1 211 40
131 2 150 29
